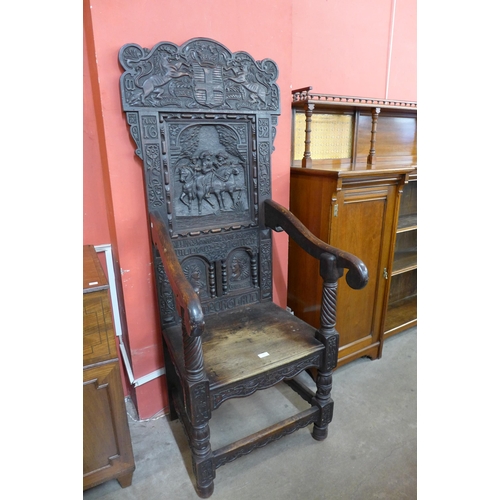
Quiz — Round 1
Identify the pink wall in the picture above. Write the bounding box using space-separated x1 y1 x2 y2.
84 0 416 419
291 0 417 100
83 26 110 246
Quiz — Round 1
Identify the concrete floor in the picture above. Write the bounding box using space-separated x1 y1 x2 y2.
84 327 417 500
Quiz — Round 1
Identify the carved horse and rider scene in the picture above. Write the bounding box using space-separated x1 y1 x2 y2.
175 125 247 217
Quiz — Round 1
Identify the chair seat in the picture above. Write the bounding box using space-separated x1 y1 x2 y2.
165 301 324 407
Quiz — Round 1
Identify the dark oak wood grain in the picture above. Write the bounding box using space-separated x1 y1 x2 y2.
119 40 368 498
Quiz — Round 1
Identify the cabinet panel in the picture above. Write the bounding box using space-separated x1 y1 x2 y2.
331 184 397 363
83 289 117 366
287 168 407 367
288 171 339 329
83 245 135 491
83 362 135 490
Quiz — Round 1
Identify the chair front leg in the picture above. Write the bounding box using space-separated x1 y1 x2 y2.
182 328 215 498
312 254 341 440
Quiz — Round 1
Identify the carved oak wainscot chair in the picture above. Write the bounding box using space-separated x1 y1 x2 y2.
119 37 368 498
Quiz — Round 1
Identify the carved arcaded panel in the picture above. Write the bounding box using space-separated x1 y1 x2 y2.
181 256 212 299
227 249 254 292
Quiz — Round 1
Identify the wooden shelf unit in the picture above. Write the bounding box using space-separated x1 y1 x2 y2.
83 245 135 491
288 89 416 366
384 175 417 338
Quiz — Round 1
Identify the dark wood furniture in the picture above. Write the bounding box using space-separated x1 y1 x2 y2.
288 88 416 366
119 38 368 498
83 245 135 490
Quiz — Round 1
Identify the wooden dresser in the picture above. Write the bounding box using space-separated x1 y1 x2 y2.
83 245 135 490
288 90 417 367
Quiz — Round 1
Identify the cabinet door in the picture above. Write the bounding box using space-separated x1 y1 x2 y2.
83 361 135 490
384 177 417 337
330 183 397 365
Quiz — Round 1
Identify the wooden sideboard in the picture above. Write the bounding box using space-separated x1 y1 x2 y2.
288 90 417 367
83 245 135 490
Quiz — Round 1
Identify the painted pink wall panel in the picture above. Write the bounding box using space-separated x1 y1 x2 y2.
291 0 394 97
387 0 417 100
83 28 110 246
291 0 416 101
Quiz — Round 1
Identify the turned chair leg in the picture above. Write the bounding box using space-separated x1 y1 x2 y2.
184 333 215 497
189 418 215 497
312 369 334 441
191 423 215 498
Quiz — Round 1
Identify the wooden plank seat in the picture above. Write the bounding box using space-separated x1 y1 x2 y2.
165 300 324 406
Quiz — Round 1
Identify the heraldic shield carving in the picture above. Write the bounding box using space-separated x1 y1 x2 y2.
119 38 279 111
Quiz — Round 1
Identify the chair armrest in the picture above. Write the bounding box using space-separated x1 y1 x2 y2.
150 211 205 337
264 199 368 290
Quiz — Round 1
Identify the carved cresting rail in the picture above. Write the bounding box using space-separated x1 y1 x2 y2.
291 86 417 168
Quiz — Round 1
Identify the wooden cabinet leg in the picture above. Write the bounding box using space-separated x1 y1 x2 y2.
117 471 134 488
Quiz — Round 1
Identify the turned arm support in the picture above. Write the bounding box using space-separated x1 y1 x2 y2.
264 199 368 290
150 211 205 338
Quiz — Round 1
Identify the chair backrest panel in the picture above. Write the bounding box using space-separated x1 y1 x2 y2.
119 38 280 321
